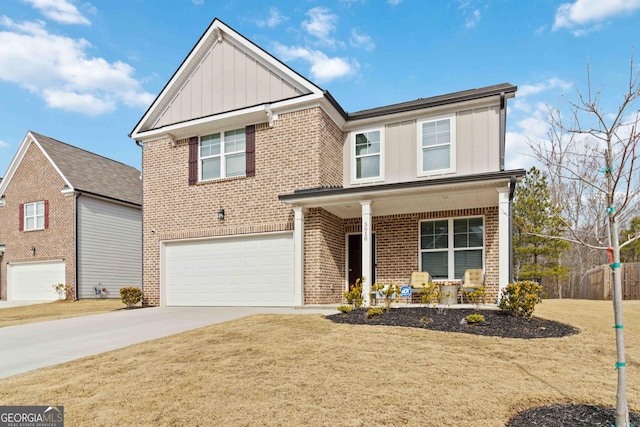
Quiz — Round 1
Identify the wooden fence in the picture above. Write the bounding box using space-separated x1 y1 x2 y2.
579 263 640 300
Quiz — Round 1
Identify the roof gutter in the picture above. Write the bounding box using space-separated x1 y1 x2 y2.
499 92 506 171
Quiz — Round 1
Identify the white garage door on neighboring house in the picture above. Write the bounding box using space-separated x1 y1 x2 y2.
8 261 65 301
164 233 295 307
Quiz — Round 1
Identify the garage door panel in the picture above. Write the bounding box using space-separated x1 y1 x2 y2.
165 233 294 306
8 261 65 301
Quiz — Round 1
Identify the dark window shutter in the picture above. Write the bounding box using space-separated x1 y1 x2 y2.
44 200 49 229
19 203 24 231
188 136 198 185
246 125 255 177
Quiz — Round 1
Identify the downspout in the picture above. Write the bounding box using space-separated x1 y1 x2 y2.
74 192 80 300
135 139 144 305
499 92 506 171
508 175 517 284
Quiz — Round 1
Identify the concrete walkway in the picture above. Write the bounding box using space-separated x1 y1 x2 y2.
0 306 337 379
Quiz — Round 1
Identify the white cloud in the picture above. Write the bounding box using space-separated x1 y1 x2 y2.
0 17 155 115
302 7 338 46
273 43 358 83
192 0 204 4
464 9 481 28
0 139 10 149
553 0 640 33
387 0 402 5
256 8 286 28
21 0 91 25
350 29 375 51
512 78 572 113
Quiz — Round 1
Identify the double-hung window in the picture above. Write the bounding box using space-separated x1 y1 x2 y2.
353 129 383 182
24 201 45 231
420 217 483 280
418 116 455 176
200 128 246 180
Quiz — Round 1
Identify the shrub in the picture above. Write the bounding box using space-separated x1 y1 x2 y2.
419 282 439 306
466 287 487 309
498 281 543 318
52 283 74 301
377 282 400 312
120 287 143 309
466 313 485 324
344 277 364 309
366 307 384 318
337 305 353 313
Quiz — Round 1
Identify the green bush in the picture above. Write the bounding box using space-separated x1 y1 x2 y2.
498 281 543 318
378 282 400 312
366 307 384 318
465 287 487 309
337 305 353 313
52 283 74 301
120 287 143 309
466 313 485 324
344 277 364 309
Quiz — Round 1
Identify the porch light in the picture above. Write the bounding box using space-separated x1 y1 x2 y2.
30 246 36 256
0 244 5 255
217 208 225 221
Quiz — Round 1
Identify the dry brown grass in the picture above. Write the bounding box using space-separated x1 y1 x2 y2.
0 299 638 426
0 300 124 328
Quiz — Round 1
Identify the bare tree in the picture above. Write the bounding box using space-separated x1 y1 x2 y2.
528 59 640 427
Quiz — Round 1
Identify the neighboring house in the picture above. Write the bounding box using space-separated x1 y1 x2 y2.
130 18 525 307
0 131 142 301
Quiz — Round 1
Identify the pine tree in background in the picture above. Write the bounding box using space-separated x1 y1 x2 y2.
513 167 570 297
620 217 640 263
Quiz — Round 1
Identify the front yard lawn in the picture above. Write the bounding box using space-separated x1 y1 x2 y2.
0 300 638 426
0 300 124 328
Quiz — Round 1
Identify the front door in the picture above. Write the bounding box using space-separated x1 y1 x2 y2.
347 233 376 290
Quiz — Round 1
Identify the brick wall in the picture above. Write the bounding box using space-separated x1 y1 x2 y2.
0 143 75 299
142 107 344 305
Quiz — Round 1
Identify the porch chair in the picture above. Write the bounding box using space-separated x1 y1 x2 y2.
410 271 431 289
460 269 485 304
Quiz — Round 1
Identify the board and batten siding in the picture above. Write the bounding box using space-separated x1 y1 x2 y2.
77 196 142 299
343 105 502 187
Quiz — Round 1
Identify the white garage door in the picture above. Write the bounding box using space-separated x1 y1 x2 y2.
8 261 65 301
164 233 294 306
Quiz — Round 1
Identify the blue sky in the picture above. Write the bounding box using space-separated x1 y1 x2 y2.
0 0 639 175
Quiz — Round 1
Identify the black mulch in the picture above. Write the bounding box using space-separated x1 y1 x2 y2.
325 306 579 339
325 307 640 425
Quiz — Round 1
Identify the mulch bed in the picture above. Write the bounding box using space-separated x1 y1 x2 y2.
325 306 579 339
325 307 640 425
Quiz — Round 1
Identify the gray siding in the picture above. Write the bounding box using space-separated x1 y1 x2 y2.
77 196 142 299
343 104 502 188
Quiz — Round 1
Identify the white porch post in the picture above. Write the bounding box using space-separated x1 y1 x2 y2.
360 200 372 306
293 206 305 306
497 187 510 297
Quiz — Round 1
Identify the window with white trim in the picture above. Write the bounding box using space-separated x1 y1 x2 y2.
418 116 455 175
24 201 45 231
419 216 483 280
352 129 383 182
200 128 246 180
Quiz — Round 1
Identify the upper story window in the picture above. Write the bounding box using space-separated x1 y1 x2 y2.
200 128 246 181
419 216 483 280
352 128 384 183
418 115 456 176
24 201 45 231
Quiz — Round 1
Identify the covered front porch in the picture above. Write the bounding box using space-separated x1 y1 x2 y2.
279 171 523 306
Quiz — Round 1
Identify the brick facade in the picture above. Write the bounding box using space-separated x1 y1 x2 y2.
0 143 75 299
141 107 344 305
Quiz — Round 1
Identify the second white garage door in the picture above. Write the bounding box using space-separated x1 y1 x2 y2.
164 233 294 306
8 261 65 301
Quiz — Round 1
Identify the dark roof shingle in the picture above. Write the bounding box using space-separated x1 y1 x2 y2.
31 132 142 206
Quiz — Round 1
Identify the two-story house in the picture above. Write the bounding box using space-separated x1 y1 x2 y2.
130 19 525 307
0 131 142 301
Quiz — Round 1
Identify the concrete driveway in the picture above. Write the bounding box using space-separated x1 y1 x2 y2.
0 306 337 379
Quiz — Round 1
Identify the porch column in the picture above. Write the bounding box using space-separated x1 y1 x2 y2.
293 206 304 306
360 200 372 306
497 187 510 297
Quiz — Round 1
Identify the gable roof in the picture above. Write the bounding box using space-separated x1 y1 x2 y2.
130 18 346 141
0 131 142 206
